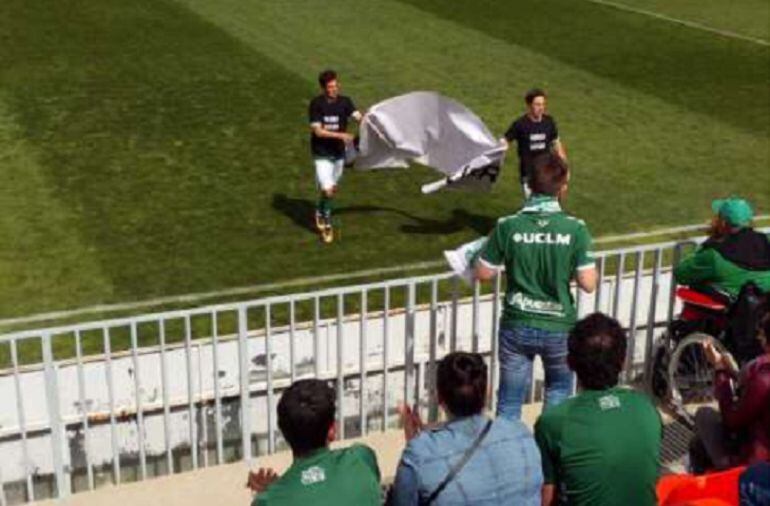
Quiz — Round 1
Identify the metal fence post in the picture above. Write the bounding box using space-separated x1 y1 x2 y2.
428 280 439 423
211 312 224 465
336 294 345 439
75 330 95 490
382 287 391 431
184 316 198 470
667 243 684 326
129 324 147 480
265 304 275 454
450 277 459 352
289 300 296 385
612 253 625 319
237 306 252 464
159 320 174 474
314 296 321 378
594 255 606 312
644 249 663 372
103 327 120 485
405 283 416 409
359 289 368 436
42 332 70 498
625 251 644 381
490 274 501 413
11 339 34 501
472 279 481 353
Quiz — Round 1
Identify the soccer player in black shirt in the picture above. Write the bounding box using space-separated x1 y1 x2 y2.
308 70 362 243
501 89 566 197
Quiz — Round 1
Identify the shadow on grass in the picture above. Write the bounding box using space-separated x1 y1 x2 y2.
272 193 495 236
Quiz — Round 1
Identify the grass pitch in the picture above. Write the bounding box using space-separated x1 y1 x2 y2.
0 0 767 322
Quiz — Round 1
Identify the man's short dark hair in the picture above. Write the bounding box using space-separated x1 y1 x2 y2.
525 88 546 105
318 69 338 88
278 379 335 456
437 352 487 417
568 313 627 390
529 152 569 196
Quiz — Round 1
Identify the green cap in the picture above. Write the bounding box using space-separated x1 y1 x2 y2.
711 197 754 227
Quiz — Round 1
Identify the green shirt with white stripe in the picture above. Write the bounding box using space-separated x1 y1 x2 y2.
480 195 595 332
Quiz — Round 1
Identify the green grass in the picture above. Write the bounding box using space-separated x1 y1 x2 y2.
608 0 770 40
0 0 767 324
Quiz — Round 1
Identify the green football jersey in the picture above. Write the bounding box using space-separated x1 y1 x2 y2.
480 195 594 331
534 387 662 506
254 445 381 506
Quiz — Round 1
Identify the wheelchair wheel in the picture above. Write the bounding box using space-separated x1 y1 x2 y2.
667 332 727 421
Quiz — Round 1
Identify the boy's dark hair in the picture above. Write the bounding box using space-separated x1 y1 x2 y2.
277 379 335 456
436 352 487 417
530 152 569 196
568 313 627 390
525 88 546 105
318 69 338 88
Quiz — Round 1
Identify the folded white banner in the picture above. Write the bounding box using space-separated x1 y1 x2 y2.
444 237 492 285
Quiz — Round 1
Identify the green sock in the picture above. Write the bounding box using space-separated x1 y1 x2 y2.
318 195 332 218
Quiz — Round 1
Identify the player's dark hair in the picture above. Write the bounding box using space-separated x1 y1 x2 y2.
437 352 487 417
568 313 628 390
318 69 338 88
525 88 546 105
277 379 335 456
530 152 569 196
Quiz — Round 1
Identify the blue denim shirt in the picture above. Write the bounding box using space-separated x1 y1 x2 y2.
391 414 542 505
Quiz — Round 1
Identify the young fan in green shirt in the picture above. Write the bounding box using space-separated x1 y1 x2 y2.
475 152 597 420
246 379 381 506
534 313 662 506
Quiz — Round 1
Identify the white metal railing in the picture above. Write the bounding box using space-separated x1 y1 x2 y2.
0 234 740 505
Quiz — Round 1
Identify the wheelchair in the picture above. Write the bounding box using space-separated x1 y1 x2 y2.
646 282 766 425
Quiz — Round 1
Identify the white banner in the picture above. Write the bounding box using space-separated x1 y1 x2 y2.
355 92 505 193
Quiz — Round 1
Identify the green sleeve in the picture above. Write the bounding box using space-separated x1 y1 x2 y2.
352 444 381 482
674 247 718 286
534 416 560 485
479 221 506 267
573 224 595 270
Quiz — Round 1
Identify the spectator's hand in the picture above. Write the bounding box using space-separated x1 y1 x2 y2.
246 468 279 494
702 341 727 370
340 132 355 144
398 404 424 441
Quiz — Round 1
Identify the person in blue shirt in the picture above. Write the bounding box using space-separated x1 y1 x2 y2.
391 352 543 505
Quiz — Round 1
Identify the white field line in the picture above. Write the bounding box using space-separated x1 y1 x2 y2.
585 0 770 46
1 216 768 327
594 215 769 243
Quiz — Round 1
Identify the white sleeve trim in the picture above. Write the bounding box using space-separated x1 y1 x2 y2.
576 262 596 271
310 121 322 128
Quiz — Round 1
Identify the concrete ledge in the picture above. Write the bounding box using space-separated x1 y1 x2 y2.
36 405 544 506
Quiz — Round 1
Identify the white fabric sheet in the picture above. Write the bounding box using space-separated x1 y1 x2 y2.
355 92 505 192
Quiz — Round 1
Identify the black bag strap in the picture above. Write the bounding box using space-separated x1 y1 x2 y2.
424 419 493 505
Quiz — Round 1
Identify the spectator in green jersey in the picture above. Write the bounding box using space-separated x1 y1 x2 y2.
535 313 661 506
246 379 381 506
674 197 770 299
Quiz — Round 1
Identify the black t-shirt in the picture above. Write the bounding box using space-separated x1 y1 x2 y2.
504 114 559 179
309 95 357 159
